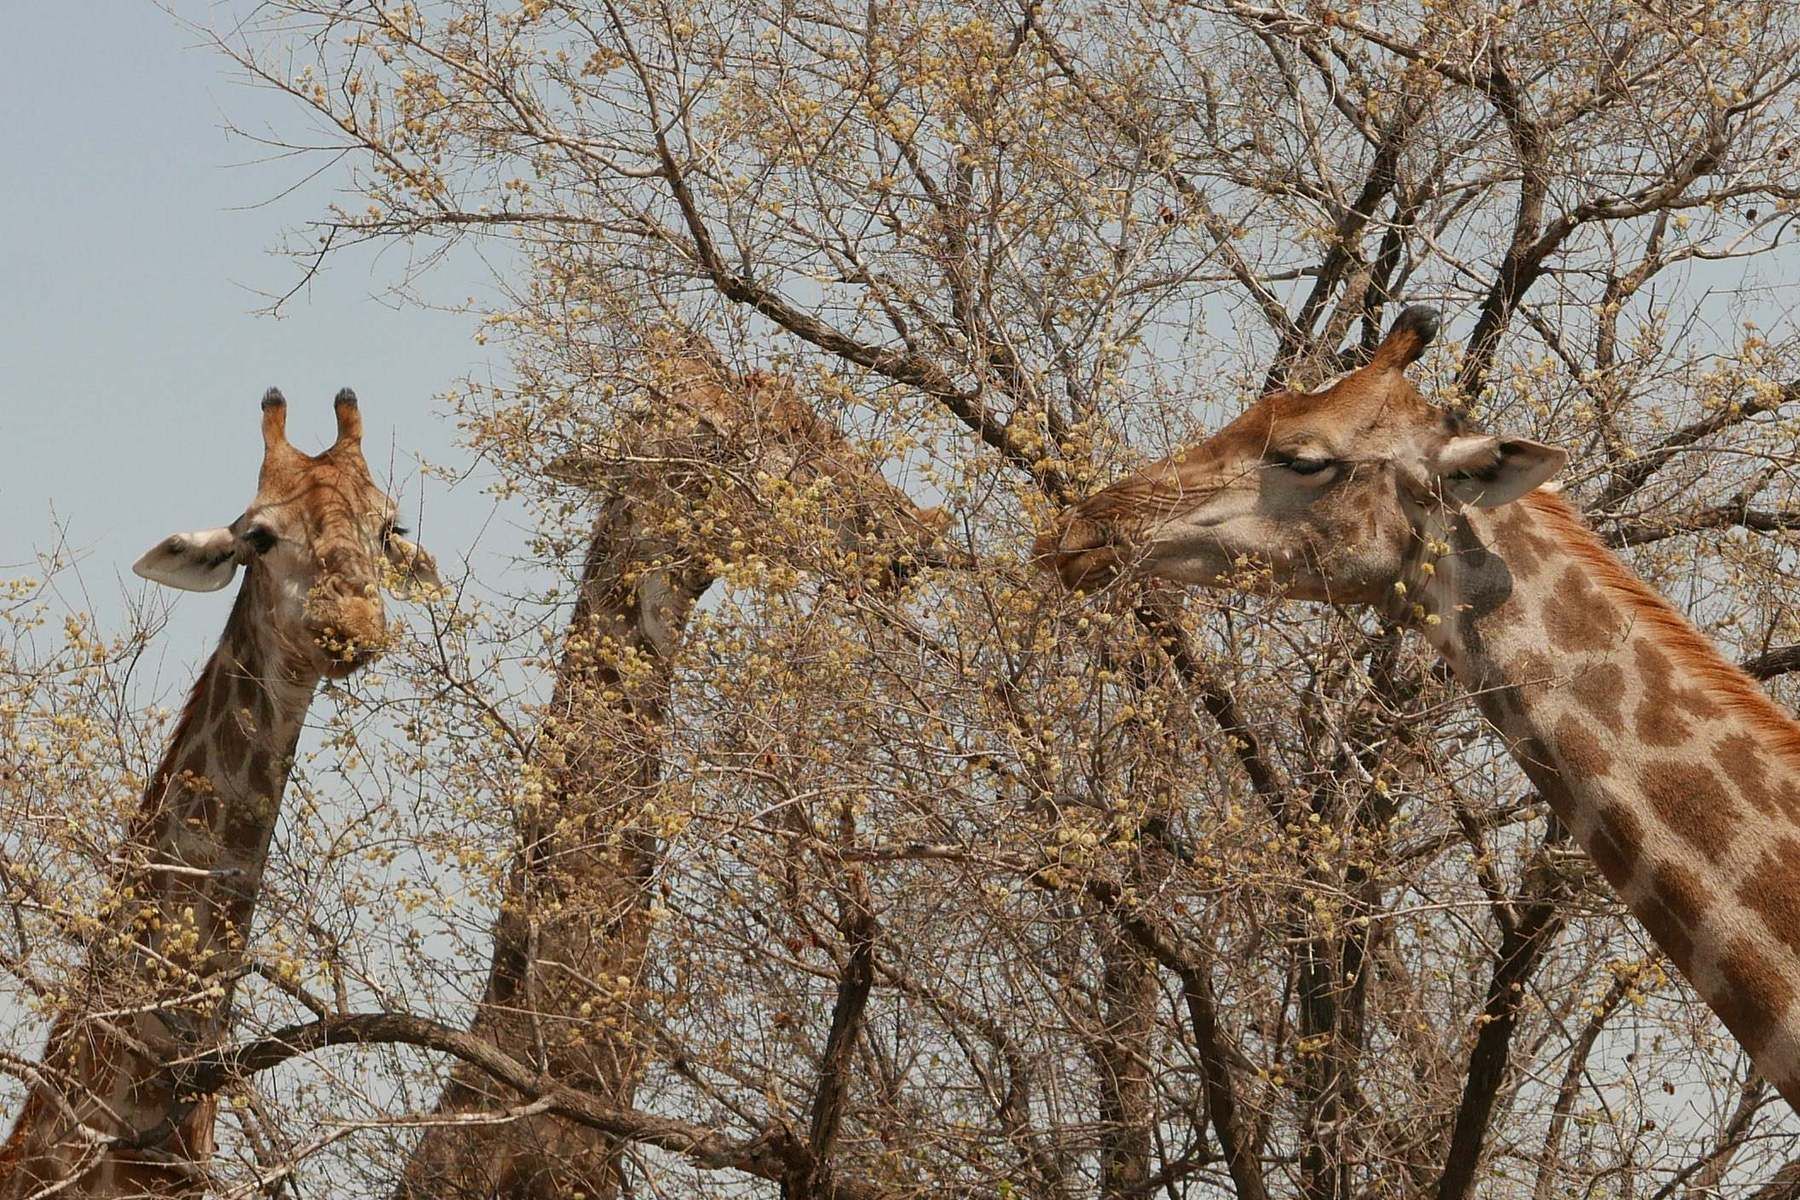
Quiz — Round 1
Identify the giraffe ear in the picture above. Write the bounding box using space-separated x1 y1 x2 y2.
1432 436 1567 508
133 528 242 593
384 534 441 597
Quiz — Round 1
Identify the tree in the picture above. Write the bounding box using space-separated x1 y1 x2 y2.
6 0 1800 1195
395 347 947 1198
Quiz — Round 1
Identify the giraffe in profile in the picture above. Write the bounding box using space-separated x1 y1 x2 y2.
1 389 439 1196
1039 307 1800 1106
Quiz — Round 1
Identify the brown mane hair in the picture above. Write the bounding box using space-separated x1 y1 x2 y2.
1520 488 1800 762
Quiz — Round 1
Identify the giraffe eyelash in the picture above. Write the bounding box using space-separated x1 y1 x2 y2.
1269 454 1335 476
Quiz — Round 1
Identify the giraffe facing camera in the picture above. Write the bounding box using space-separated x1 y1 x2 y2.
1 390 440 1195
131 385 438 676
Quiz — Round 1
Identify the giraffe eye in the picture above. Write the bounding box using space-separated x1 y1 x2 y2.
241 526 278 555
1272 455 1335 477
383 521 410 539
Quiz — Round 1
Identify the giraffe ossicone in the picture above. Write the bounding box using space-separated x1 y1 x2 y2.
1 389 439 1196
1040 309 1800 1107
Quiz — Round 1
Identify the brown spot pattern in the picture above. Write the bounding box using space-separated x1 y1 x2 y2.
1641 761 1739 860
1713 935 1794 1052
1739 838 1800 959
1493 503 1558 579
1635 640 1724 721
1638 861 1708 975
1591 802 1643 885
214 710 249 759
1653 861 1708 930
1544 565 1625 652
234 673 263 726
176 749 209 783
1534 773 1579 825
1569 663 1627 733
1719 734 1800 821
1636 697 1693 747
247 746 273 792
221 791 270 853
1553 715 1613 779
176 750 221 827
1638 897 1696 974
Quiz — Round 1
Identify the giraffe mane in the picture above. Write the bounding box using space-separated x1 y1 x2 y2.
1521 489 1800 762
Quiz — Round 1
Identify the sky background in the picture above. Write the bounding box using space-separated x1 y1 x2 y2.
0 0 543 1106
0 1 518 685
0 0 1788 1171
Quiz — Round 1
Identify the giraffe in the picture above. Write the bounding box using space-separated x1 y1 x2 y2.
396 352 946 1199
1037 305 1800 1108
0 389 440 1196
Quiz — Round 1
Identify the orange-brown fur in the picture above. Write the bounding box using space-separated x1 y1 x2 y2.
1519 490 1800 764
1036 305 1800 1104
1 393 436 1198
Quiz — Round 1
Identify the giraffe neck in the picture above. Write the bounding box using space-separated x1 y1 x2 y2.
1 577 320 1195
125 577 317 990
1412 489 1800 1100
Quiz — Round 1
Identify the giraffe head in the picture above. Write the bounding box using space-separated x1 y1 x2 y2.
132 389 440 678
1037 307 1568 603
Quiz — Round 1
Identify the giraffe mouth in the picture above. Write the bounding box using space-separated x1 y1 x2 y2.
310 626 386 676
1034 515 1129 589
322 649 378 678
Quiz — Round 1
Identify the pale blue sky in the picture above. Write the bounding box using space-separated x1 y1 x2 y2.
0 1 535 1098
1 0 1790 1168
0 2 515 671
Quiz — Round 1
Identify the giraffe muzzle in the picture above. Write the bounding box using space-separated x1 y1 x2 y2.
1033 515 1124 590
304 589 390 675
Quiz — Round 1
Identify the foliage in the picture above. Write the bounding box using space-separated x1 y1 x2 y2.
7 0 1800 1195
